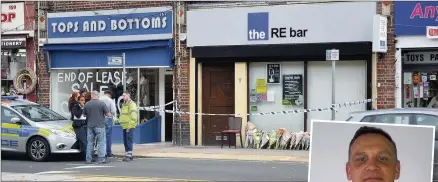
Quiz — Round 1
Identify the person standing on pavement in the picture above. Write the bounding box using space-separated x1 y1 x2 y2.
99 90 117 158
119 91 138 162
72 96 88 156
83 91 111 164
68 92 80 120
83 91 92 102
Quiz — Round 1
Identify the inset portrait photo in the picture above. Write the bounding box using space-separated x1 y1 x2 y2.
308 120 435 182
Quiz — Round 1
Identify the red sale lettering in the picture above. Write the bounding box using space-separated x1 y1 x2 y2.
429 28 438 37
1 12 16 23
409 3 438 21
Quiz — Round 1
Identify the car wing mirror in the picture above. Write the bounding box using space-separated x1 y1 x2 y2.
10 117 22 124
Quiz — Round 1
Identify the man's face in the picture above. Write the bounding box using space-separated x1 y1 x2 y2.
123 93 130 101
346 134 400 182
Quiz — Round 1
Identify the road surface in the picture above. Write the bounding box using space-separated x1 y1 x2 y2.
1 153 309 181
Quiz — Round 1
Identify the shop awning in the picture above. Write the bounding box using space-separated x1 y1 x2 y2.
43 40 174 69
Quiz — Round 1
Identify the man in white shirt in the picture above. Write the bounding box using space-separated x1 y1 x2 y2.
100 90 117 158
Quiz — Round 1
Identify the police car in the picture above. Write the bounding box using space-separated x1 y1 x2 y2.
1 96 80 161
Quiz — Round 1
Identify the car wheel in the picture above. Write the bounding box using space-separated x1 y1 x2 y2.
27 137 51 162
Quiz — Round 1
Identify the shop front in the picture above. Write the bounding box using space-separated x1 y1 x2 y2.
43 7 175 143
1 2 37 101
394 1 438 108
187 2 383 146
1 39 27 95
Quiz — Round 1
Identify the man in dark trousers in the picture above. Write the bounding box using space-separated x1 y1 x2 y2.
99 90 117 158
83 91 111 164
119 91 138 162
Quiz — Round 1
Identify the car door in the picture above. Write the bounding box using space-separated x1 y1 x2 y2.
413 113 438 179
1 107 22 151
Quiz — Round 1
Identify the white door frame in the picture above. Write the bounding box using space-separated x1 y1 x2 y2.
159 68 174 142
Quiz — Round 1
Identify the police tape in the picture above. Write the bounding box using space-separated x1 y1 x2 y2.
138 98 377 116
138 100 176 110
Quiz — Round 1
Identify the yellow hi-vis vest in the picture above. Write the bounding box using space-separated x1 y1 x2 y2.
119 100 138 129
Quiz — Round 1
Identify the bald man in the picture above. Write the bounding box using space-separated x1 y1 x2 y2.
346 126 401 182
83 91 111 164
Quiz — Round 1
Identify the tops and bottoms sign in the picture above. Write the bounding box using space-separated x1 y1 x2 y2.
47 7 173 44
187 2 379 47
394 1 438 38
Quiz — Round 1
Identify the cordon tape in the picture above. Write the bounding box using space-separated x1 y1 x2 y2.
138 98 377 116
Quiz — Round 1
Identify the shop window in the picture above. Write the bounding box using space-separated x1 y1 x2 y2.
248 62 305 132
1 49 27 96
50 68 159 122
307 61 367 126
138 68 159 123
402 71 438 108
50 69 127 118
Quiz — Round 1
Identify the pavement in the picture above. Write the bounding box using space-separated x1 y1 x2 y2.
1 153 309 181
110 143 310 163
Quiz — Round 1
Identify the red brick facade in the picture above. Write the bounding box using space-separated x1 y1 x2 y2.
36 1 191 145
376 2 396 109
36 54 50 107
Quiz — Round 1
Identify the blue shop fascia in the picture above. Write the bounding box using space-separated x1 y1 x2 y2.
43 7 175 144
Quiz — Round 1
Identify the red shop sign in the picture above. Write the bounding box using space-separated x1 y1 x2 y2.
427 26 438 39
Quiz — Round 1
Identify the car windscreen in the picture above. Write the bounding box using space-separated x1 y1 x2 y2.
11 105 67 122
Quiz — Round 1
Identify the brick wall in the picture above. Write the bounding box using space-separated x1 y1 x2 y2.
376 2 396 109
37 1 191 145
36 55 50 107
173 2 190 145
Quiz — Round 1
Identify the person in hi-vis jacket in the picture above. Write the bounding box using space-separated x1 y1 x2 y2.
119 91 138 162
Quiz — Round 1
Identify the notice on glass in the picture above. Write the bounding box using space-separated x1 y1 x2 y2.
267 91 275 102
423 82 429 98
413 86 420 98
267 64 281 84
404 72 412 84
282 74 303 106
256 79 267 94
